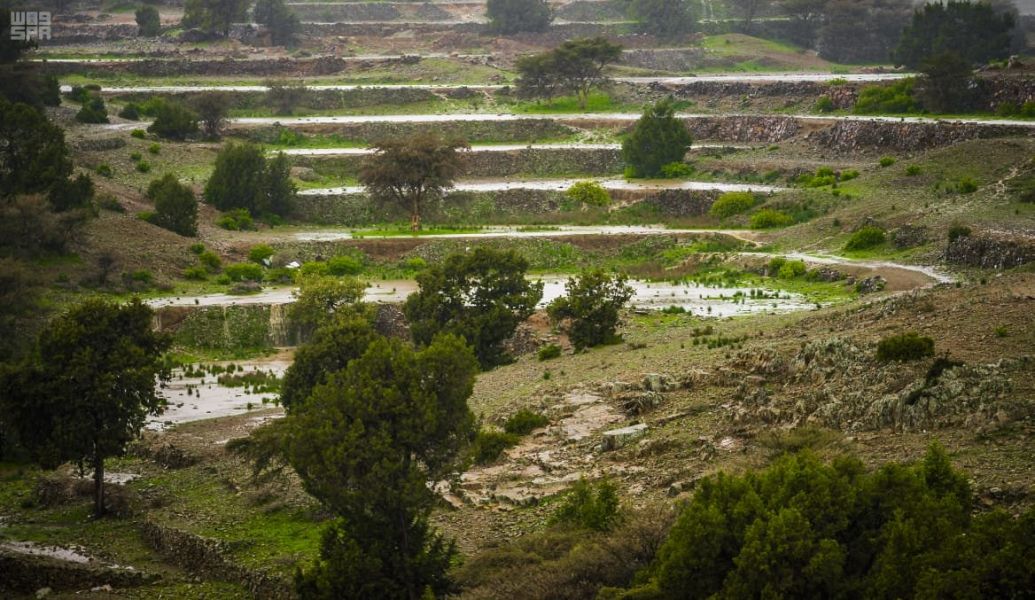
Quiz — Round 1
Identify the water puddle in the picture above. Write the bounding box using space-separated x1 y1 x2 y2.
299 178 783 195
291 224 755 241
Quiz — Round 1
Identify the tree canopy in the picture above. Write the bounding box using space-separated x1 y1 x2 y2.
486 0 553 34
0 98 73 198
204 143 295 218
147 174 198 237
254 0 301 46
358 134 468 232
182 0 250 36
136 5 161 36
403 248 543 369
893 0 1015 69
516 38 623 109
622 98 693 178
627 0 696 38
547 269 634 350
0 299 170 516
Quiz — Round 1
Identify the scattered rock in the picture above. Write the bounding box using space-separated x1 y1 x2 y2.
855 276 886 294
601 423 648 451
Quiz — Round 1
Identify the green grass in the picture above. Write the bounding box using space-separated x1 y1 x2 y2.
511 92 624 114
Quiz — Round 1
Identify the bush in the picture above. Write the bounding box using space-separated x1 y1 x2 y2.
566 181 611 207
547 270 634 350
199 250 222 272
486 0 553 33
956 177 978 194
135 5 161 36
471 429 519 464
749 209 794 229
947 224 971 242
119 103 140 120
504 409 550 435
130 129 146 139
814 95 834 112
776 260 807 279
189 243 205 255
95 164 113 178
216 208 255 231
130 151 142 161
854 79 917 114
660 162 694 178
550 478 621 532
146 173 197 237
537 343 562 361
248 244 275 264
709 192 756 219
327 254 363 275
622 98 693 178
879 156 896 167
148 143 160 155
844 225 886 250
147 100 199 140
905 164 922 176
876 331 934 362
183 266 208 280
75 97 108 124
135 161 151 173
224 262 264 282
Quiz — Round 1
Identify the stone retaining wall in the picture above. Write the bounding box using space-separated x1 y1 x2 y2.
112 87 439 112
0 550 150 593
288 2 454 22
140 520 293 600
806 120 1033 152
241 119 577 144
944 233 1035 269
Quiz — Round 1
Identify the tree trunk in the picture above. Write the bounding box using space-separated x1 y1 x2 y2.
93 448 105 518
411 196 422 232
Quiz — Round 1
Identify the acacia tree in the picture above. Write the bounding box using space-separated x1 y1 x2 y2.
358 134 468 232
0 299 170 516
403 248 543 369
520 37 623 110
622 97 693 178
547 269 634 350
285 333 478 598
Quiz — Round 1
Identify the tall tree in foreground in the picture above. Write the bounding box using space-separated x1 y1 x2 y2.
486 0 553 34
0 299 170 516
622 98 693 178
286 333 478 599
403 248 543 369
358 134 468 232
547 269 634 350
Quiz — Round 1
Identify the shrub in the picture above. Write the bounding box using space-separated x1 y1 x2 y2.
550 478 621 532
146 173 197 237
216 208 255 231
956 177 978 194
183 266 208 280
224 262 264 282
767 256 787 275
130 151 142 162
147 99 199 140
776 260 806 279
135 5 161 36
327 254 363 276
75 97 108 124
947 224 971 242
130 129 146 139
660 162 694 178
135 161 151 173
118 103 140 121
537 343 562 361
840 169 859 181
814 95 834 112
622 98 693 178
95 194 123 212
248 244 275 264
547 270 634 350
471 429 519 464
906 164 922 176
189 243 206 255
95 164 113 178
503 409 550 435
126 269 153 285
486 0 553 34
854 78 917 114
566 181 611 207
876 331 934 362
709 192 756 219
879 156 896 167
148 143 160 155
844 225 886 250
199 250 222 272
749 209 794 229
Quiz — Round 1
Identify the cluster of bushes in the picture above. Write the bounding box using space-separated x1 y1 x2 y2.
767 256 807 279
204 142 295 219
566 181 611 207
749 208 795 229
796 167 859 188
547 270 634 351
876 331 935 362
708 191 757 219
470 409 550 464
67 85 109 124
182 243 223 281
143 174 197 237
854 79 918 115
995 100 1035 117
215 208 255 231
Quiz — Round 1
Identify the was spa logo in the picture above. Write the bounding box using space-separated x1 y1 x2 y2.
10 10 51 41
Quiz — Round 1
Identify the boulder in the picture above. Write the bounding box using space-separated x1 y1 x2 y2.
601 423 648 451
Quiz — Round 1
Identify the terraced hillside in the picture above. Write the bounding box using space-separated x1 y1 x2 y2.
2 0 1034 597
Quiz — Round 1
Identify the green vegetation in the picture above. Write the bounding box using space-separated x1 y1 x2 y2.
182 0 249 37
894 1 1015 69
547 270 634 350
876 331 935 362
148 99 200 141
404 248 543 369
193 91 230 140
146 174 198 237
471 429 520 464
627 0 695 38
537 343 562 361
204 143 296 219
709 191 757 218
223 262 264 282
503 409 550 435
844 225 887 250
550 478 621 532
486 0 552 34
622 98 693 178
566 180 611 207
288 274 365 331
279 313 379 411
135 5 161 36
515 37 623 110
75 96 109 124
750 208 794 229
253 0 301 47
854 79 917 115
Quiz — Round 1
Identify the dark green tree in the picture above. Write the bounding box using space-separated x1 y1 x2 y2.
514 52 563 101
192 91 230 140
0 299 170 517
253 0 300 46
0 98 73 197
279 312 379 411
486 0 553 34
547 269 633 350
287 274 366 333
779 0 828 47
403 248 543 369
893 0 1014 69
915 50 977 113
264 151 296 216
0 7 35 64
48 173 95 212
135 5 161 36
147 173 198 236
622 98 693 178
817 0 912 64
628 0 695 37
147 99 199 140
204 142 267 213
285 334 478 598
75 95 109 124
182 0 251 36
358 134 468 232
